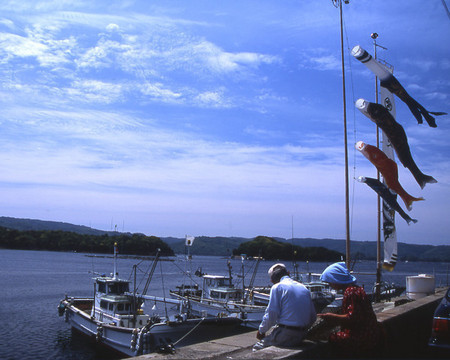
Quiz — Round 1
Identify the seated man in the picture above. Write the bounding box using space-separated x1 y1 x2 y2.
253 263 316 351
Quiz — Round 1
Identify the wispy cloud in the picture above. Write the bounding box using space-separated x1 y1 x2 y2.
0 0 448 244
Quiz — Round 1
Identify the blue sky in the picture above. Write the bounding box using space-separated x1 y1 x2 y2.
0 1 449 246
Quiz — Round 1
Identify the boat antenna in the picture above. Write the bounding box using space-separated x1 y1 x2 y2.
241 255 246 303
291 215 298 279
113 242 118 280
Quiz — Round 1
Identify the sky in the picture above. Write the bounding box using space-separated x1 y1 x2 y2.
0 1 449 246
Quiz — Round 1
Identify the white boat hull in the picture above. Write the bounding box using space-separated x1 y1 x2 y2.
61 298 241 357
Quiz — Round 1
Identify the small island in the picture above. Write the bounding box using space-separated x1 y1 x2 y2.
232 236 343 262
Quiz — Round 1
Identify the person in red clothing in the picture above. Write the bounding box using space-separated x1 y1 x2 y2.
317 262 383 357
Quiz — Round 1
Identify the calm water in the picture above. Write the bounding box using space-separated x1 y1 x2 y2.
0 249 449 360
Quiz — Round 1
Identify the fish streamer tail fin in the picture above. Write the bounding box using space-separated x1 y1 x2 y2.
404 97 441 128
418 107 447 128
429 112 447 116
414 172 438 190
404 196 424 211
406 217 418 225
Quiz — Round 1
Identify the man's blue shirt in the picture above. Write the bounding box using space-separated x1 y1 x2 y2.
259 276 316 334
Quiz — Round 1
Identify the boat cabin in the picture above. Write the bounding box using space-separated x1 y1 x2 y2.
201 275 243 302
91 275 149 328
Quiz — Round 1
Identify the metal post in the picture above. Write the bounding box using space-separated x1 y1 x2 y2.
372 32 382 302
339 0 351 269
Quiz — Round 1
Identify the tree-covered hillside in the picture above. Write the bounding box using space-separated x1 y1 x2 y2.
0 216 119 236
165 236 250 256
233 236 343 262
0 226 173 256
1 217 449 261
289 238 450 262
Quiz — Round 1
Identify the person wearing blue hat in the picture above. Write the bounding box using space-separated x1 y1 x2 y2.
317 262 383 357
320 262 357 285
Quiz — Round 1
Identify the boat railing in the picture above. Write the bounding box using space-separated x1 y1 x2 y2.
136 294 183 306
171 292 264 311
92 308 150 327
63 297 93 313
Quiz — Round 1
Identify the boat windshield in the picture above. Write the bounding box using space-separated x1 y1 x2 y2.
99 300 132 314
206 278 232 288
108 282 129 294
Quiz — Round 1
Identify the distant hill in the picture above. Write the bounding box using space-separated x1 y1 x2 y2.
160 236 450 262
1 217 449 261
287 238 450 262
162 236 251 256
233 236 342 262
0 216 122 236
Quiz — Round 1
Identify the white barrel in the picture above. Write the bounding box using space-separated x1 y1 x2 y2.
406 274 435 300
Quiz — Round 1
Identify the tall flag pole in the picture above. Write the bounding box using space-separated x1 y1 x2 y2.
373 32 382 301
340 0 351 271
333 0 351 269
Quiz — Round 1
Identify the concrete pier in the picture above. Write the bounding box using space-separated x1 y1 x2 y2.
132 287 447 359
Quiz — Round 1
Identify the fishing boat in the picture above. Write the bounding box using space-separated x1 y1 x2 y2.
58 243 241 357
170 264 266 329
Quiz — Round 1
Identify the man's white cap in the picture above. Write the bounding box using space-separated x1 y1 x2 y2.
268 263 286 277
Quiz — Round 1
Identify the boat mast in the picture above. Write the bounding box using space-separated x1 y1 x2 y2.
335 0 351 268
241 255 246 303
291 215 298 279
113 242 118 279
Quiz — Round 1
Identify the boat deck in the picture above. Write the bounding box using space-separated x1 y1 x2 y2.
130 287 447 359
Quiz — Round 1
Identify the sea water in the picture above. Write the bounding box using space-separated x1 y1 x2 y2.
0 249 449 360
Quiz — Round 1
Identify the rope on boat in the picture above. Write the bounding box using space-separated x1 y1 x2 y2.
172 317 206 347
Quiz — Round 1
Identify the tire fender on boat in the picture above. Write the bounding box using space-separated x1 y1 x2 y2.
96 325 103 342
57 302 66 316
130 328 138 351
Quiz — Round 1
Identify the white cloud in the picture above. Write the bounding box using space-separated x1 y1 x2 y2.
0 32 47 58
77 45 109 68
0 0 448 245
193 90 232 108
67 80 124 103
106 23 120 32
186 41 278 74
0 18 16 30
401 58 438 72
139 82 182 102
309 54 340 71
